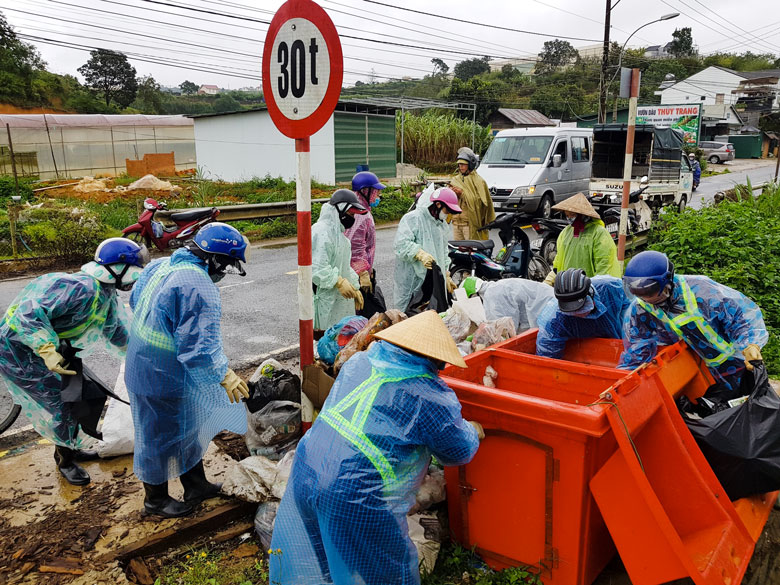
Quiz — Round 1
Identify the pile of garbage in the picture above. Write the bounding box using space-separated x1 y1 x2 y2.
442 296 516 356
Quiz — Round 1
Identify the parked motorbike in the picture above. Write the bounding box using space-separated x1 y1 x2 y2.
122 198 220 250
448 212 550 285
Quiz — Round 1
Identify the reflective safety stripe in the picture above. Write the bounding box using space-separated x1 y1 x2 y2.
320 368 433 487
3 279 105 339
131 262 202 351
637 278 735 368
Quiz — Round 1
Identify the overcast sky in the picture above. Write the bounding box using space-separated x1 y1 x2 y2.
2 0 778 89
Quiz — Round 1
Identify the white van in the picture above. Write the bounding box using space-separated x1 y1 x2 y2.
479 127 593 218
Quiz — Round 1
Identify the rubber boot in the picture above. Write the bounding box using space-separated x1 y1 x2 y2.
142 482 194 518
54 446 91 486
180 460 222 507
72 449 100 462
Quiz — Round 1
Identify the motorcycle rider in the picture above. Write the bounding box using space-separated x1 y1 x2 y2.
543 193 621 286
619 251 767 398
0 238 149 485
125 222 250 518
689 153 701 191
394 185 462 312
449 147 495 241
313 189 367 331
345 171 385 317
460 276 554 332
536 269 631 359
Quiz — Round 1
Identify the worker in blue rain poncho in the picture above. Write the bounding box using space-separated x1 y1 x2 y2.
125 222 251 518
0 238 149 486
461 276 555 332
312 190 367 331
270 310 482 585
619 251 768 396
536 269 632 359
394 185 462 312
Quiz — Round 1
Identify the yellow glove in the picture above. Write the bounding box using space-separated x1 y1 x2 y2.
358 271 372 292
415 249 435 269
543 270 556 287
743 344 763 371
446 274 456 294
354 289 364 312
469 420 485 441
37 342 76 376
221 368 250 404
336 276 356 299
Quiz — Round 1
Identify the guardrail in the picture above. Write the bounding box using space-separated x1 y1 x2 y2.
155 198 331 222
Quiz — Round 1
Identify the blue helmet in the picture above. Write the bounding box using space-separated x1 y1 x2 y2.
351 171 385 193
623 250 675 297
95 237 149 267
188 222 249 281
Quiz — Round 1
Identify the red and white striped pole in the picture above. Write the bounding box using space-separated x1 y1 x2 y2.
617 68 640 264
296 136 316 430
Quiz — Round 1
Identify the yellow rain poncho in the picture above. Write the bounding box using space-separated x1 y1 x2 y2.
552 219 621 279
449 170 495 240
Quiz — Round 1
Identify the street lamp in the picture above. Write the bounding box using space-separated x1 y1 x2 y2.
612 13 680 83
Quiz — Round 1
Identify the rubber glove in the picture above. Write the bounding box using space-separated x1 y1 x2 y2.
446 274 456 294
744 343 763 371
354 289 364 312
221 369 250 404
415 249 435 269
358 270 372 292
37 342 76 376
543 270 556 286
469 420 485 441
336 276 356 299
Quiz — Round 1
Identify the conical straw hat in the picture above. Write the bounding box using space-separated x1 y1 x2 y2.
551 193 600 219
374 310 468 368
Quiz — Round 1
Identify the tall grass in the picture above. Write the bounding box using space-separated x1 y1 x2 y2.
397 112 493 172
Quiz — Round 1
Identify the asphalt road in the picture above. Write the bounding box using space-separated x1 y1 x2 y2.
690 161 778 209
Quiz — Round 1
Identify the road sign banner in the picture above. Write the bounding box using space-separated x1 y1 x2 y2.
262 0 343 139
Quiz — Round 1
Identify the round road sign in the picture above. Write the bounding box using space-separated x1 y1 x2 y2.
262 0 343 139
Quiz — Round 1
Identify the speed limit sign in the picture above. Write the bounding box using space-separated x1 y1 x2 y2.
262 0 343 139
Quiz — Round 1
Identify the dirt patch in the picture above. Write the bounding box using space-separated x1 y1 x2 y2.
213 431 250 462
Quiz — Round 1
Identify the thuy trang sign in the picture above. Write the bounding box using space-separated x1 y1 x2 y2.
636 104 701 146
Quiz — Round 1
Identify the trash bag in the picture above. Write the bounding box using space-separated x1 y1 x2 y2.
246 361 301 414
405 263 449 316
316 315 369 366
254 500 280 550
683 363 780 500
443 304 473 343
221 455 276 502
96 362 135 458
332 309 407 373
358 272 387 319
408 512 443 576
471 317 516 352
245 400 302 460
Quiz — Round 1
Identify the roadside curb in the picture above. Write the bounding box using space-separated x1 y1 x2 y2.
232 343 300 372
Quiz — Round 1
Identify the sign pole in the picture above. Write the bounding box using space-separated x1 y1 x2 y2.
296 136 314 367
617 68 640 265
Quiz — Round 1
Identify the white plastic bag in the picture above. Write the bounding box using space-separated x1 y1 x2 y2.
96 362 135 458
408 512 442 576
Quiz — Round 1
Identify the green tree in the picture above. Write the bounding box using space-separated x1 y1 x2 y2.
453 57 490 81
78 49 138 108
0 11 45 104
213 94 242 113
446 77 509 124
536 39 579 74
132 75 164 114
669 27 695 58
530 84 585 120
431 58 449 76
179 80 199 95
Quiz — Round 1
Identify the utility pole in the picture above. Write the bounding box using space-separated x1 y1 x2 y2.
598 0 611 124
617 68 640 264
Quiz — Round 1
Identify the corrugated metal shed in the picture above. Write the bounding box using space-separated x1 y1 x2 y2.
496 108 554 127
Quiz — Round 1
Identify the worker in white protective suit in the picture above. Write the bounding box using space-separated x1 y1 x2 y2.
393 185 462 312
312 190 367 331
461 276 555 332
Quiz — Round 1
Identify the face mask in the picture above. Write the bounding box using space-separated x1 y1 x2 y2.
438 209 448 221
210 272 226 283
340 213 356 230
370 197 380 208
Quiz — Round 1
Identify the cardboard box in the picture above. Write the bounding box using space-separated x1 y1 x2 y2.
302 362 335 411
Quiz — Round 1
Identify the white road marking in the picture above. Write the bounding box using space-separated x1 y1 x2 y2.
218 280 256 291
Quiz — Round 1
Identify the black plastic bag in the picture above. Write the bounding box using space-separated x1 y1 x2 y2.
246 370 301 414
684 363 780 500
358 271 387 319
405 263 450 315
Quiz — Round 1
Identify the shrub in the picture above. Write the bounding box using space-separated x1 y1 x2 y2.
648 181 780 375
0 176 34 205
20 207 112 260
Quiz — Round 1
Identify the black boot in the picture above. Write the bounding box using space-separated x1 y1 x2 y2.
142 482 194 518
180 460 222 507
72 449 100 462
54 446 91 486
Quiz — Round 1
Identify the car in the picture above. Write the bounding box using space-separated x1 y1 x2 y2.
699 141 735 164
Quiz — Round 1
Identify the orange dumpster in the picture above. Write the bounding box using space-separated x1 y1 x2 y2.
442 329 776 585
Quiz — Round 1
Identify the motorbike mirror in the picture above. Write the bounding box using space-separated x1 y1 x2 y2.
143 200 157 210
640 176 649 184
552 154 562 168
